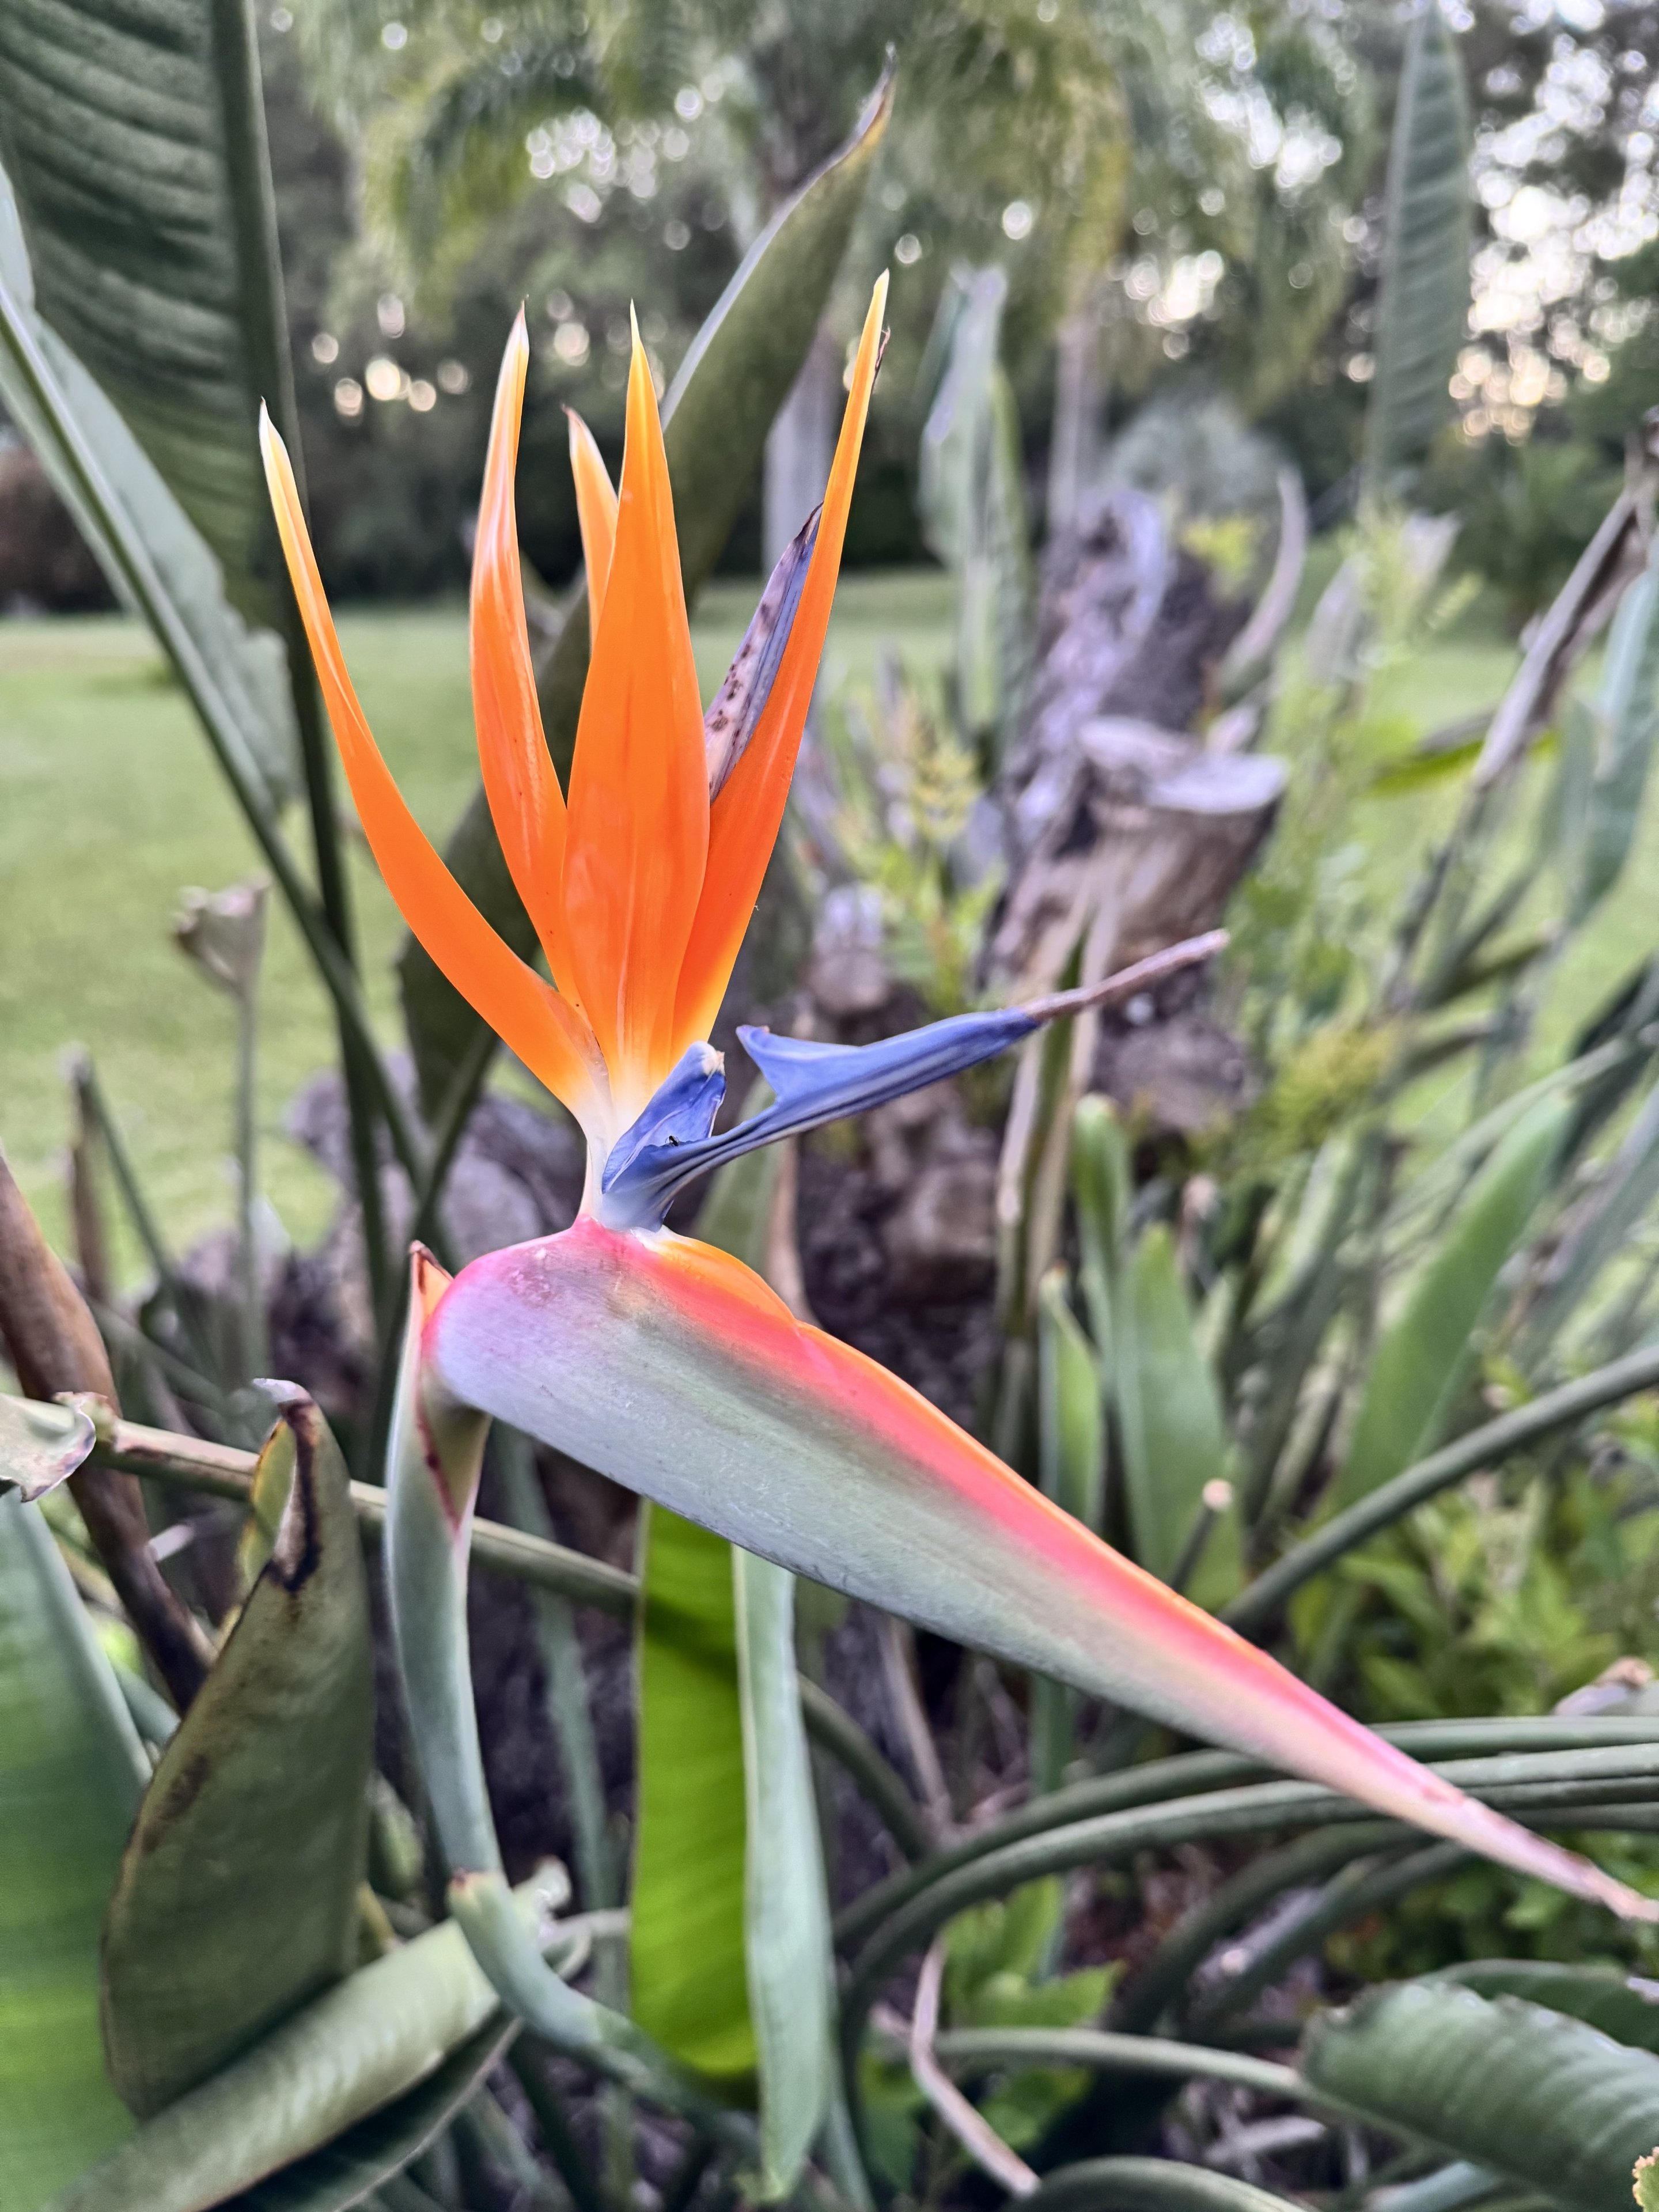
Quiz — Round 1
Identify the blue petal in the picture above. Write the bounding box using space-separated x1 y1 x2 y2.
602 1043 726 1191
600 1007 1034 1230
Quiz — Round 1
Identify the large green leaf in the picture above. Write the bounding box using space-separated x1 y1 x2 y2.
222 2019 516 2212
733 1547 834 2196
631 1502 754 2082
1365 2 1471 490
1329 1093 1566 1513
1519 1078 1659 1363
47 1884 573 2212
101 1395 373 2117
1433 1957 1659 2051
0 162 297 811
0 0 296 616
1032 1271 1107 1789
1300 1979 1659 2207
918 266 1032 762
399 71 895 1111
0 1495 146 2210
1575 540 1659 916
1114 1226 1238 1605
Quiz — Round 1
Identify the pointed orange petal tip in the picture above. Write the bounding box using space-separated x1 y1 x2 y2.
566 406 618 645
411 1242 452 1325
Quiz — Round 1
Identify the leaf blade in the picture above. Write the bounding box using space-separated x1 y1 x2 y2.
0 1497 144 2209
100 1396 374 2117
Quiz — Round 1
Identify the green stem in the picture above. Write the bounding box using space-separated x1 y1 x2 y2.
1224 1340 1659 1635
508 2042 613 2212
798 1676 933 1863
1188 1839 1464 2032
73 1058 217 1381
234 981 265 1378
925 2026 1304 2103
495 1430 615 1911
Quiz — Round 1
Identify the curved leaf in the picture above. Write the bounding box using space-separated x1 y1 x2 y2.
1300 1979 1659 2205
0 163 297 811
1115 1228 1238 1604
734 1547 834 2196
918 266 1032 759
1023 2157 1302 2211
222 2018 516 2212
1433 1957 1659 2052
1575 541 1659 916
0 1496 145 2209
399 70 895 1111
1366 3 1471 491
0 1393 93 1503
101 1394 373 2116
1329 1094 1566 1513
47 1885 572 2212
0 0 295 612
1033 1271 1107 1788
631 1502 754 2081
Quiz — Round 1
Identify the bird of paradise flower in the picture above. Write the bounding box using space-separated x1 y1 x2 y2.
260 270 1653 1994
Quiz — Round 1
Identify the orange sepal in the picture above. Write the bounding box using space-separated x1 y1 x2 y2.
672 275 887 1048
561 319 709 1113
567 408 618 648
472 312 581 1003
260 410 604 1126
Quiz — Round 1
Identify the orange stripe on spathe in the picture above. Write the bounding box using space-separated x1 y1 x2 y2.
624 1219 1653 1921
472 312 584 1005
259 411 603 1127
672 275 888 1049
567 409 618 649
561 322 709 1115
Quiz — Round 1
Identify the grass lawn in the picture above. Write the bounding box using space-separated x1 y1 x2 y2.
0 572 957 1274
2 566 1656 1283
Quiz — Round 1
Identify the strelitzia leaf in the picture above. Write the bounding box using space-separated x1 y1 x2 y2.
1115 1228 1238 1607
101 1391 374 2117
420 1215 1654 1920
0 1495 145 2208
399 70 894 1111
221 2018 516 2212
1329 1093 1566 1513
46 1881 574 2212
1365 1 1471 492
1300 1979 1659 2206
1431 1957 1659 2052
735 1547 835 2195
0 1393 93 1502
1574 541 1659 916
1021 2157 1303 2212
1033 1272 1107 1789
0 162 297 809
631 1503 754 2081
1071 1095 1131 1371
0 0 296 618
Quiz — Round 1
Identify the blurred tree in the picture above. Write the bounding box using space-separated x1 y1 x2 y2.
287 0 1377 560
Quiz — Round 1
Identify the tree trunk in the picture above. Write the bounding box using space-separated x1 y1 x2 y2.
1046 296 1103 538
